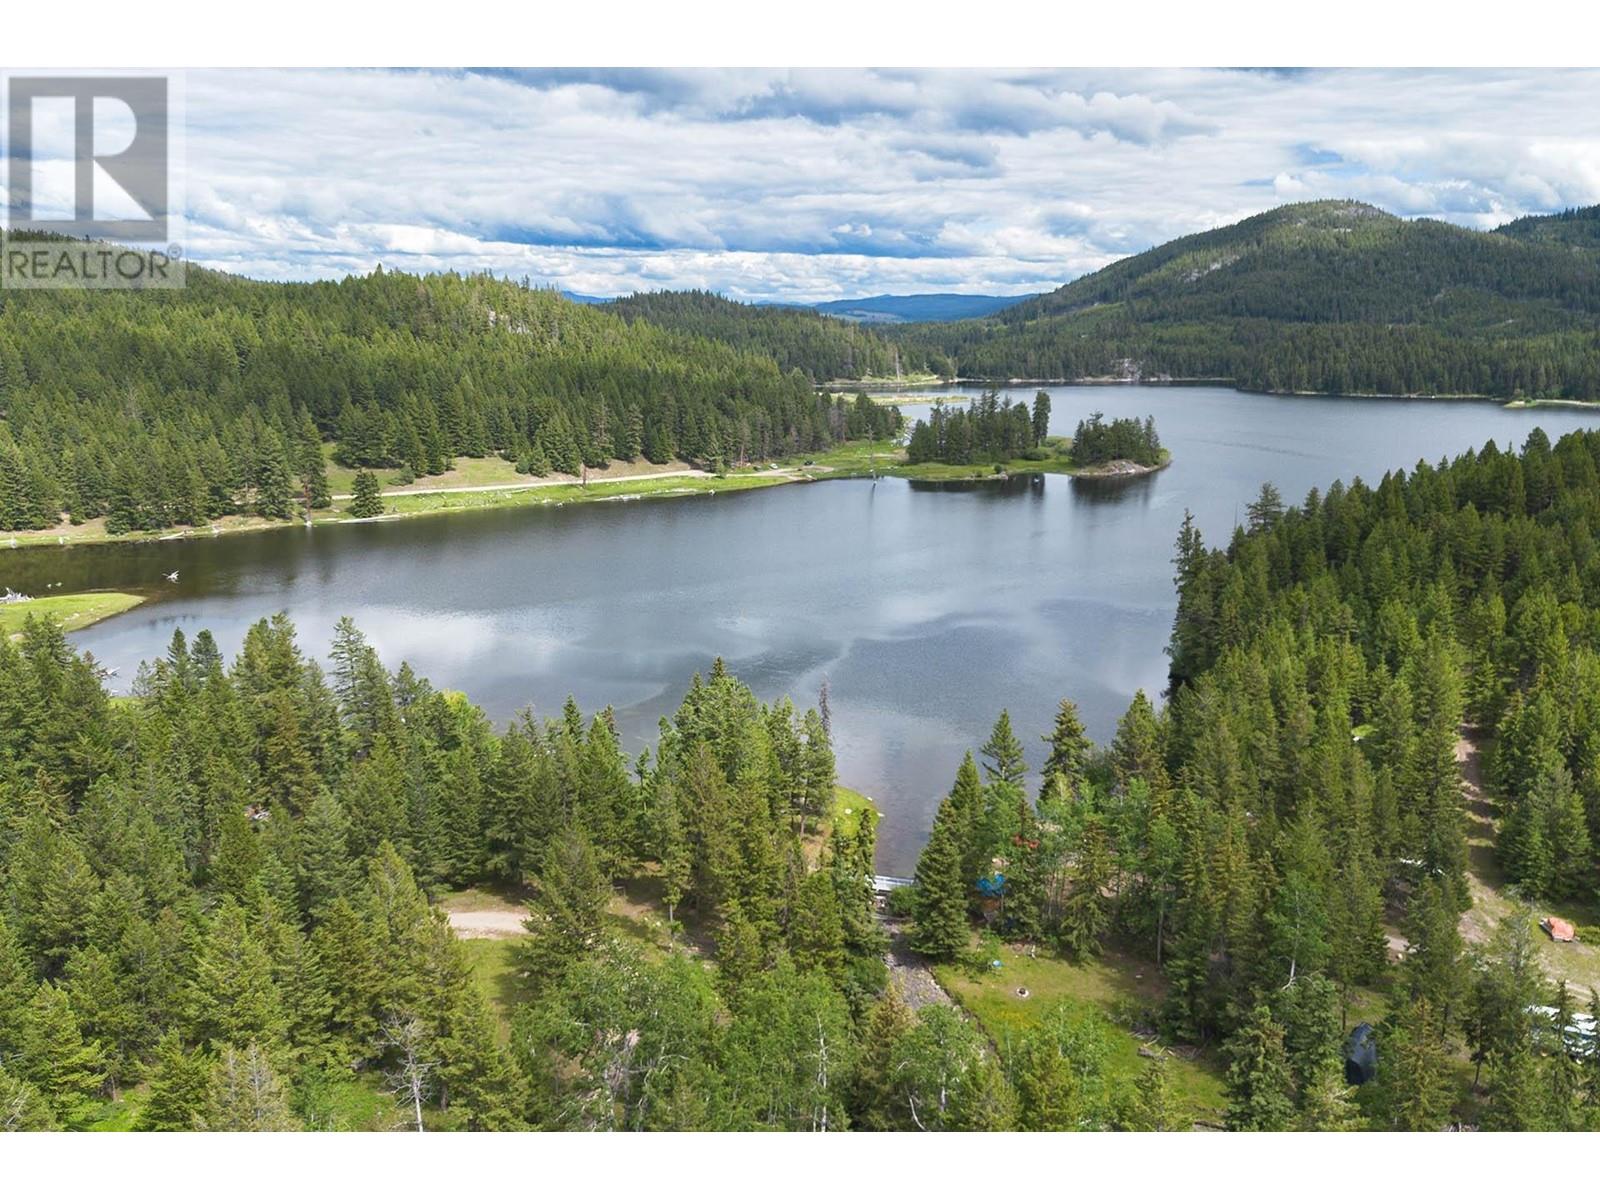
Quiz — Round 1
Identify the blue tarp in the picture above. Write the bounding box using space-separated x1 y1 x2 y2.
975 873 1006 897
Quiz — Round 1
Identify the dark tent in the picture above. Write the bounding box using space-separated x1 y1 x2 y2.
1344 1023 1377 1086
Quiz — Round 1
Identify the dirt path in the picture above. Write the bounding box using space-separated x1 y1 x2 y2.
332 465 802 501
332 467 711 500
882 920 954 1010
445 908 527 939
1453 733 1600 993
1456 733 1503 949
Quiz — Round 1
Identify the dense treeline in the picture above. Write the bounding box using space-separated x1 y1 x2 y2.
911 425 1600 1130
891 201 1600 400
0 265 897 533
1067 412 1162 467
1498 206 1600 252
605 290 914 382
905 389 1051 464
0 612 1134 1131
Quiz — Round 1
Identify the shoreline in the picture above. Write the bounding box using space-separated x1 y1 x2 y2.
0 466 810 553
835 375 1600 408
0 443 1175 556
0 590 148 638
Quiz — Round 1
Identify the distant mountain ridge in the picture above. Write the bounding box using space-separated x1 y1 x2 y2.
603 289 914 380
808 293 1034 324
1496 205 1600 252
892 199 1600 400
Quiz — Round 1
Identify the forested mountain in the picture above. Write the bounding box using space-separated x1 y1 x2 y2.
894 201 1600 399
1499 205 1600 252
810 293 1031 324
0 260 878 533
604 290 915 380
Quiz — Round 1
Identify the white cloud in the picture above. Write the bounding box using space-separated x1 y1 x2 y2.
160 68 1600 302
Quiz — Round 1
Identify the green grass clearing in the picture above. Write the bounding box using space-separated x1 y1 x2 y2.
84 1089 147 1131
1 591 145 636
935 943 1228 1125
360 470 793 519
771 437 1170 483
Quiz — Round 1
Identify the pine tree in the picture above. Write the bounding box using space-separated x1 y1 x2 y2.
1040 697 1092 800
1168 509 1212 683
1004 796 1045 943
297 792 358 917
788 868 846 986
518 825 611 990
253 430 296 520
0 913 33 1061
437 986 526 1131
208 802 262 898
17 983 105 1129
948 752 987 894
715 901 766 1000
1379 996 1455 1131
1030 390 1051 446
851 987 915 1130
138 1031 210 1131
349 469 384 518
1246 481 1284 532
979 710 1027 789
63 944 142 1091
296 410 332 510
1120 1056 1184 1131
1058 815 1111 961
657 779 693 935
1223 1004 1295 1131
1296 1055 1362 1131
1111 690 1167 794
186 898 287 1051
911 793 970 961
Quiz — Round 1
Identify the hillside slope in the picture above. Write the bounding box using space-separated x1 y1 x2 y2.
605 289 916 380
0 257 895 533
896 200 1600 399
1497 204 1600 252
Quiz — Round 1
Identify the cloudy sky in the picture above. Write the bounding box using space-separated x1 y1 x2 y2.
77 68 1600 300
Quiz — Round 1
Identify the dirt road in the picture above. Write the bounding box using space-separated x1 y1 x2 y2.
1453 734 1600 993
332 467 713 501
332 465 804 501
445 908 527 939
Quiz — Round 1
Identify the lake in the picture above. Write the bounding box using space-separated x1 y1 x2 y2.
6 385 1599 873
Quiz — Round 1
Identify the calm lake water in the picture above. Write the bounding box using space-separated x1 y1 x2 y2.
7 385 1600 873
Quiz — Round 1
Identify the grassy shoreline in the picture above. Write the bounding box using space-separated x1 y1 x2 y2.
0 591 146 636
780 438 1171 482
0 439 1172 555
0 463 809 552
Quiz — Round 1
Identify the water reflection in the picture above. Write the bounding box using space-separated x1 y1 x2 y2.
1069 471 1161 506
905 474 1043 499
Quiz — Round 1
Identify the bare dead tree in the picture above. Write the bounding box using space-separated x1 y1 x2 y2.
813 1015 833 1132
383 1014 437 1132
201 1043 296 1131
